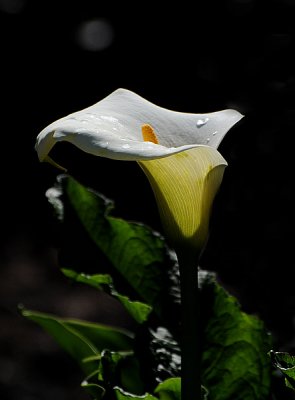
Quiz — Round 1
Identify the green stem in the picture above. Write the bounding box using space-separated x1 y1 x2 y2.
177 249 201 400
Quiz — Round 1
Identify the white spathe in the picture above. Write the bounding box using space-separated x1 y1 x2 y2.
36 88 243 252
36 88 243 163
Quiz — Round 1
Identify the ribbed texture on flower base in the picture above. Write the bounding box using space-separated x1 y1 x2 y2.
138 146 227 253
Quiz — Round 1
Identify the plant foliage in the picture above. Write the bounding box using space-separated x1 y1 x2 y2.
21 175 274 399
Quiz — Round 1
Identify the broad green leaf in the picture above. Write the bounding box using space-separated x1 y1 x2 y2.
116 294 151 325
269 351 295 391
154 377 180 400
65 319 134 352
114 387 158 400
21 309 134 376
62 268 152 324
200 271 272 400
63 175 174 318
22 308 98 375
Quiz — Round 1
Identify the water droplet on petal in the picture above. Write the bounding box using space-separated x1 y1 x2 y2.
212 131 218 136
122 144 131 149
206 138 210 143
196 118 209 128
85 113 96 119
101 115 119 123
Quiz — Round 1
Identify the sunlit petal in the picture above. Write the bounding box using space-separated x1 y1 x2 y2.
36 88 243 163
139 146 227 252
36 89 242 254
37 125 200 162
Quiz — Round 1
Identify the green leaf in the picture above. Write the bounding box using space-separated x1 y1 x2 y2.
269 351 295 391
114 387 158 400
62 268 152 324
154 377 207 400
200 271 272 400
21 308 134 376
63 175 173 318
154 377 180 400
65 319 134 352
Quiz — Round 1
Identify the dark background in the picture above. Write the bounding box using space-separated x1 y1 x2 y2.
1 0 295 399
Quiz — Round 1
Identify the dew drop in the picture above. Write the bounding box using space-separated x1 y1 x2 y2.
196 118 209 128
206 138 210 143
212 131 218 136
101 115 119 123
85 113 96 119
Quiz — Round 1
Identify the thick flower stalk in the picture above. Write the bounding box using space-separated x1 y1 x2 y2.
36 88 243 399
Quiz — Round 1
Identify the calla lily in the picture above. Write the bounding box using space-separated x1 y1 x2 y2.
36 88 242 162
36 88 243 251
36 88 243 400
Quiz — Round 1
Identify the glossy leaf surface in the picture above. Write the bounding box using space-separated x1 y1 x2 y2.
201 272 272 400
62 268 152 324
21 309 134 376
63 175 175 320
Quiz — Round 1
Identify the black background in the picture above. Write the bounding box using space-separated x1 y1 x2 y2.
1 0 295 399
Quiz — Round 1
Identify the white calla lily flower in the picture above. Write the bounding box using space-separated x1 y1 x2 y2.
36 88 242 163
36 88 243 252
